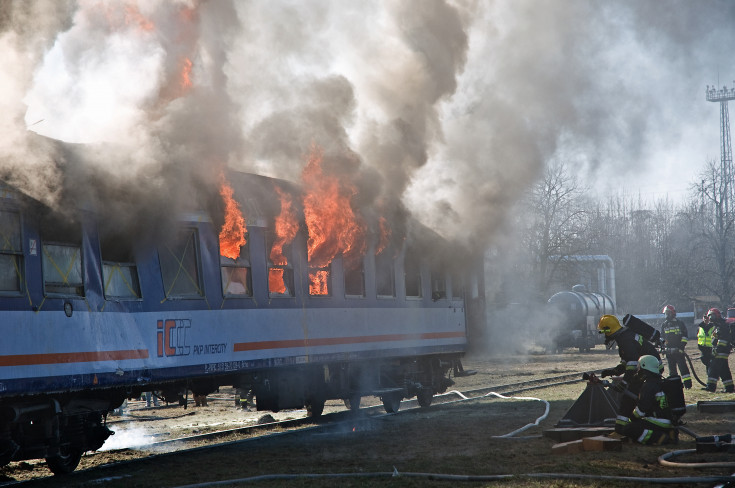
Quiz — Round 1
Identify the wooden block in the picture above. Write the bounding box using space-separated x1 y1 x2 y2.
543 427 615 442
551 439 585 454
582 435 622 452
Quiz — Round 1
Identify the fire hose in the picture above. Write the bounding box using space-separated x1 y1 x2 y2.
684 352 708 387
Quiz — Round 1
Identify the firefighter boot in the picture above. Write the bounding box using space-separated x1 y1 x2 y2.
683 379 692 389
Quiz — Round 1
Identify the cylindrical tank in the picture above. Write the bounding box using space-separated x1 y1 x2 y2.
547 285 615 352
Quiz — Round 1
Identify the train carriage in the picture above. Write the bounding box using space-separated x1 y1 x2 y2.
0 169 483 474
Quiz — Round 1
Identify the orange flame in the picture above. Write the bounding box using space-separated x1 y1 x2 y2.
302 145 366 295
124 4 155 32
219 177 247 260
269 186 299 294
179 57 193 91
376 216 392 255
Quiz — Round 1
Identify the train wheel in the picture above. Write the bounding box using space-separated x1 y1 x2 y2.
45 446 83 475
381 393 401 413
417 389 433 408
306 397 325 418
343 394 361 411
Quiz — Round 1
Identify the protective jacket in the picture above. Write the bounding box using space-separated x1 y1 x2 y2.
712 317 734 356
661 318 688 353
624 372 677 445
706 316 734 392
608 328 661 382
697 322 714 348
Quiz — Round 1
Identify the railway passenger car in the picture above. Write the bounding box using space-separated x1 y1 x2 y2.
0 169 483 474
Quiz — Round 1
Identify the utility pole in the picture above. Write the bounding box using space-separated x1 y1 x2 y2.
706 82 735 214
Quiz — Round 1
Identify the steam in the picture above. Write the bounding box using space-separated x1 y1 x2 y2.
2 0 734 252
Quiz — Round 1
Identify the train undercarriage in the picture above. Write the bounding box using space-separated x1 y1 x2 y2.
0 354 461 475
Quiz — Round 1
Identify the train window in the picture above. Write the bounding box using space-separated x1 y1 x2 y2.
100 237 141 300
40 218 83 297
375 250 395 298
450 273 464 299
344 258 365 297
267 232 294 297
308 264 331 296
0 210 23 293
220 240 252 297
431 269 446 301
159 228 203 298
42 244 83 296
404 253 422 298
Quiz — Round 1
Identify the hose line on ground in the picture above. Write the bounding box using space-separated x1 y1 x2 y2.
445 390 549 438
173 470 735 487
659 448 735 469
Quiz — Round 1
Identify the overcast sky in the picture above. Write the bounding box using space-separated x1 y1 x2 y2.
2 0 734 248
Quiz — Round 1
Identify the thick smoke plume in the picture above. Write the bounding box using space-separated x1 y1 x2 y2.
2 0 734 253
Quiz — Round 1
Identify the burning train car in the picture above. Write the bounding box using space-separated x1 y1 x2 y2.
0 154 484 473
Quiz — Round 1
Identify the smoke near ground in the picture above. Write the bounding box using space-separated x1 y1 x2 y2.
1 0 733 253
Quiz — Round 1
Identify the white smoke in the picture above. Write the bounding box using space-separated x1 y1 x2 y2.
3 0 734 250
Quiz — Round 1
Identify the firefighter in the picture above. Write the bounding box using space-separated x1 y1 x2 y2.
704 308 734 393
619 355 679 445
659 305 692 389
696 313 714 369
597 315 661 434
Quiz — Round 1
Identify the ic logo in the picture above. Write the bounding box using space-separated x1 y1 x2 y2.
157 319 191 357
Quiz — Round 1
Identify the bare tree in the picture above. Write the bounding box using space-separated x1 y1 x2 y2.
685 159 735 305
520 161 589 300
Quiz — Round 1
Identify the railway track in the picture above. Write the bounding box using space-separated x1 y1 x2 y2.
0 369 599 486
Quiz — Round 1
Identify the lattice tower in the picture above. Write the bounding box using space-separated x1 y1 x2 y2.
706 82 735 215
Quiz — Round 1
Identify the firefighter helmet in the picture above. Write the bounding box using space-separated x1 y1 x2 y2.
638 355 661 375
707 308 722 320
598 315 622 336
662 305 676 316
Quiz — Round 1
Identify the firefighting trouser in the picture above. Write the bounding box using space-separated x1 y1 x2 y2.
621 418 677 445
698 346 713 368
707 353 734 392
665 351 692 387
614 379 642 435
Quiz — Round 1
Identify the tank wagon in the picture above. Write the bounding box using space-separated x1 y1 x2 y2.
0 169 484 473
547 285 615 352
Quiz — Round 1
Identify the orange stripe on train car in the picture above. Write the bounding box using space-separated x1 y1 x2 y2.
0 349 149 367
234 331 466 352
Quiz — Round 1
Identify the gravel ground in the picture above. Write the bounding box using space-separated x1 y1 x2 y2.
5 344 735 487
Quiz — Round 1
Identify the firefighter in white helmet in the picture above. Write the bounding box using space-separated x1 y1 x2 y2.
618 355 679 445
659 305 692 389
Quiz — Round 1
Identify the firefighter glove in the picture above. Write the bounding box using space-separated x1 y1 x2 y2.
600 369 615 378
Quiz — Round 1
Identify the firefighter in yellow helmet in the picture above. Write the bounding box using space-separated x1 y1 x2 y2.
597 315 661 435
618 355 679 445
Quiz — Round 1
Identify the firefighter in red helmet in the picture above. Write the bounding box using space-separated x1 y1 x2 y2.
659 305 692 389
704 308 734 392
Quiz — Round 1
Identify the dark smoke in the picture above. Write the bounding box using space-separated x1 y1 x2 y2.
2 0 734 257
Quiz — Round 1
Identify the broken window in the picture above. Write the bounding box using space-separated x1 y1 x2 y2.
404 252 422 298
220 238 252 297
0 209 23 293
451 273 464 299
344 258 365 297
308 264 331 297
267 231 295 297
375 249 395 298
159 228 203 298
431 269 446 301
